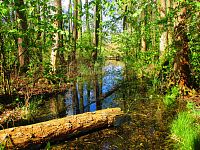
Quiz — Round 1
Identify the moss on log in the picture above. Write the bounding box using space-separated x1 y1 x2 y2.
0 108 124 149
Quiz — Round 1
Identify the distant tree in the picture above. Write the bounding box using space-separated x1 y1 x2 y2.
71 0 78 62
51 0 63 72
15 0 29 72
93 0 101 62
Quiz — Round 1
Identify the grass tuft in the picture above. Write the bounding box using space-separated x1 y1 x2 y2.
171 112 199 150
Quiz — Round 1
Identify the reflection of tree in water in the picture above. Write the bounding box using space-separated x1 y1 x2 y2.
50 95 66 118
64 62 123 115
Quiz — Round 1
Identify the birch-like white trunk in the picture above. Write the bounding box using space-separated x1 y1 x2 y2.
158 0 167 58
51 0 61 72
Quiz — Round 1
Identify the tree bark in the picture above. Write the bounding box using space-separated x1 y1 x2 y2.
15 0 29 72
85 0 91 44
71 0 78 62
141 8 147 52
51 0 62 72
158 0 170 58
173 0 191 89
92 0 100 62
0 108 124 149
123 5 128 31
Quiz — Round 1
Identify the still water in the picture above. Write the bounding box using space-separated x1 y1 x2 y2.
33 60 171 149
65 61 123 115
22 60 173 149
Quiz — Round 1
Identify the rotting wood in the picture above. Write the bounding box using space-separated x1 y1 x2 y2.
0 108 125 149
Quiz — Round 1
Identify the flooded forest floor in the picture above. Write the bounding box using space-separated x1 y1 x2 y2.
0 60 199 149
51 97 175 149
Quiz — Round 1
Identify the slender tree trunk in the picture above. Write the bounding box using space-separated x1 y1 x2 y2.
15 0 29 72
158 0 168 58
85 0 91 44
51 0 63 72
71 0 78 62
36 1 43 70
123 5 128 31
150 0 157 51
141 8 147 52
59 18 65 64
68 0 72 47
92 0 100 62
78 0 82 40
67 0 72 72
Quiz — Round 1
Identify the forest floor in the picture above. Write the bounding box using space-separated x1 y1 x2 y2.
0 75 70 129
51 97 175 149
0 75 69 103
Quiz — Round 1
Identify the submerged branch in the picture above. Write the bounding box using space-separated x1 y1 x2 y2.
84 83 122 109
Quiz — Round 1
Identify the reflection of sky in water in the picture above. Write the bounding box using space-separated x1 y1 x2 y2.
102 64 123 109
65 63 123 115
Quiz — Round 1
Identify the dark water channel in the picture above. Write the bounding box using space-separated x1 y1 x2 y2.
28 60 173 149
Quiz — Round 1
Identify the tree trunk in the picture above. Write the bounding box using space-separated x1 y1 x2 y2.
85 0 91 44
93 0 100 62
71 0 78 62
15 0 29 72
158 0 169 58
123 5 128 31
36 2 43 67
0 108 124 149
78 0 82 40
51 0 62 72
141 8 147 52
173 1 191 89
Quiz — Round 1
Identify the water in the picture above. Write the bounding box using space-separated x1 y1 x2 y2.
7 60 174 149
47 60 174 149
65 61 124 116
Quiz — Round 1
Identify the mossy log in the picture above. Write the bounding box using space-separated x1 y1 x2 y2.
0 108 124 149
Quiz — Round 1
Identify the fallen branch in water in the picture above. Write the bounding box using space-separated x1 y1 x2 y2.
84 83 122 109
0 108 125 149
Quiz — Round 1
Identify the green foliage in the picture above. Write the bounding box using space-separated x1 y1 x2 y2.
45 141 51 150
0 144 5 150
188 1 200 88
163 86 179 107
186 102 196 111
171 112 199 150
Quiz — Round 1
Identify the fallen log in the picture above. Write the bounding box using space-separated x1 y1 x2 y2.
0 108 125 149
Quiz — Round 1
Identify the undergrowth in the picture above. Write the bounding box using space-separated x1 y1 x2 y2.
170 111 200 150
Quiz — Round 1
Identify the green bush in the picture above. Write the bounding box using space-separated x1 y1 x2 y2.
163 86 179 107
